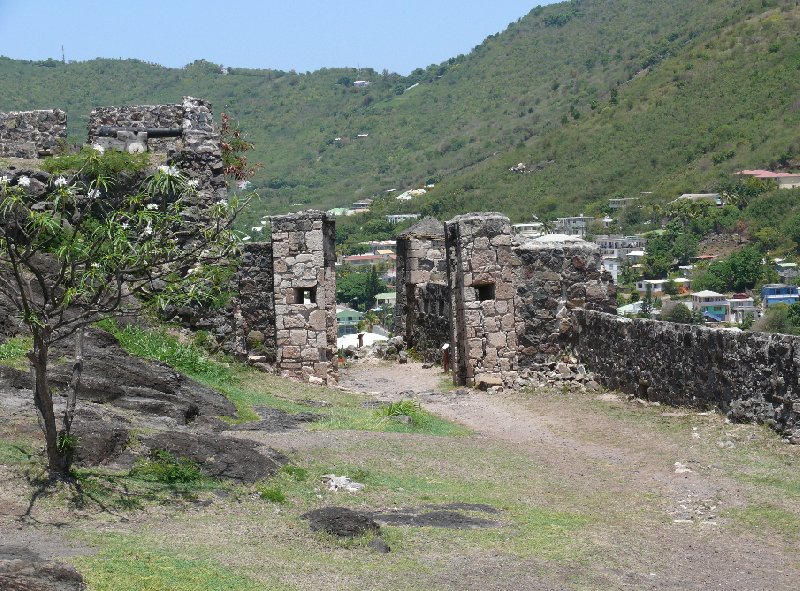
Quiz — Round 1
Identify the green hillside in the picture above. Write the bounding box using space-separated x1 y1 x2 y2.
0 0 798 233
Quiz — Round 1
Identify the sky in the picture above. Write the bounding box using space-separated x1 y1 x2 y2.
0 0 558 75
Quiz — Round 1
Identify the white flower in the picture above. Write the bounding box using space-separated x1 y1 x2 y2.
158 165 179 176
146 203 159 210
216 199 228 207
87 189 101 200
92 143 105 154
186 179 200 189
0 175 9 185
53 176 68 187
17 176 30 187
143 224 153 236
121 222 129 229
242 235 251 241
91 262 101 268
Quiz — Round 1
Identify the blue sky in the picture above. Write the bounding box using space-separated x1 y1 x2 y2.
0 1 558 74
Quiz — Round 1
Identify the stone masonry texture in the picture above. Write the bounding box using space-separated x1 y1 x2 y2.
575 310 800 442
0 109 67 158
445 213 518 388
271 211 337 384
394 216 448 351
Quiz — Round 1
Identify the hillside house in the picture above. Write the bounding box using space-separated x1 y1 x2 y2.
602 257 622 282
761 284 800 308
636 278 691 295
337 307 363 336
512 222 545 237
594 234 647 258
554 215 594 237
691 290 730 322
775 262 800 283
737 170 800 190
608 197 639 210
353 80 370 87
727 296 760 324
374 292 396 308
673 193 723 206
386 213 421 224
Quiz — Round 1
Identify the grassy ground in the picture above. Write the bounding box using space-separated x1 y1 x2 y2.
3 325 800 589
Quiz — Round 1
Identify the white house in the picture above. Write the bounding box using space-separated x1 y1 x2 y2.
635 278 691 295
554 215 594 237
737 170 800 190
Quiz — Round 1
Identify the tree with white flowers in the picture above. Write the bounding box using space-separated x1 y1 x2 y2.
0 148 244 479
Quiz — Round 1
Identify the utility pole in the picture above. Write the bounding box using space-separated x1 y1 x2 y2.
61 45 65 64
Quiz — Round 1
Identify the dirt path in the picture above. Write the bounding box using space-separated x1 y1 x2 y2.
339 359 800 591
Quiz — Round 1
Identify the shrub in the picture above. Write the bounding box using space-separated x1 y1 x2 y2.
131 450 202 485
257 485 286 503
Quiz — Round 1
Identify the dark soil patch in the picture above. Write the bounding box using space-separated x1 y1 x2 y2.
302 507 381 538
142 431 286 483
229 407 319 432
0 559 85 591
370 508 499 529
426 502 500 514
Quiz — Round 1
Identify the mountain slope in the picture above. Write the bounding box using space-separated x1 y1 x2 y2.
0 0 798 231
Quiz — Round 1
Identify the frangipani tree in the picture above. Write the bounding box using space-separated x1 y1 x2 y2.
0 148 244 479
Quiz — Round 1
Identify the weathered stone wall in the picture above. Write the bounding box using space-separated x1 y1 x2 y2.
394 217 447 346
445 213 518 388
409 282 450 363
89 97 225 216
88 97 214 153
0 109 67 158
511 239 616 369
575 310 800 442
237 242 276 361
271 211 337 384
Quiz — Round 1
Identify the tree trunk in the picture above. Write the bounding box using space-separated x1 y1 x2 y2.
28 330 69 479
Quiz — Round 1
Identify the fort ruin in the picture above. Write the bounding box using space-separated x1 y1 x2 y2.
1 99 799 441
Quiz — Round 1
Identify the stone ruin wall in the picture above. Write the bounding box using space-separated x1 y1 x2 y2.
237 242 276 362
0 109 67 158
575 310 800 442
271 211 338 384
510 239 616 374
88 98 225 212
394 218 448 359
409 282 450 364
445 213 519 388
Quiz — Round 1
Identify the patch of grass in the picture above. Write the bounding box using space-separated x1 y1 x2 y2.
727 505 800 541
42 147 150 176
0 336 31 369
130 450 203 485
377 400 427 425
0 439 36 465
100 320 469 435
73 536 277 591
280 465 309 481
98 320 232 383
257 485 286 503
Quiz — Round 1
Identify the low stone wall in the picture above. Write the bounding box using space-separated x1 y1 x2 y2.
0 109 67 158
410 282 450 363
575 310 800 442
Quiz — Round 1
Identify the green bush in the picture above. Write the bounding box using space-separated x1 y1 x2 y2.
377 400 428 426
131 450 202 485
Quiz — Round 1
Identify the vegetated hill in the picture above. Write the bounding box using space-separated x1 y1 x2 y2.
0 0 798 233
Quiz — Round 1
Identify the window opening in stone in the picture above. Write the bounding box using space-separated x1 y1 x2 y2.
476 283 496 302
294 287 317 305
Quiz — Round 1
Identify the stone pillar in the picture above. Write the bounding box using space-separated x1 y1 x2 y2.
445 213 518 388
271 211 337 384
394 217 447 345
